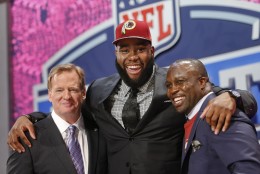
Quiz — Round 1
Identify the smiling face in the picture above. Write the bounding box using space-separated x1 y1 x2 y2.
165 60 209 115
115 38 155 88
48 70 86 123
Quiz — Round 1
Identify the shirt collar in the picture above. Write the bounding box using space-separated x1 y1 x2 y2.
187 92 213 120
121 65 155 96
51 110 85 134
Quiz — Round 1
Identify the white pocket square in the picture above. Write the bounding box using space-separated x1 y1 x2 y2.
192 140 202 152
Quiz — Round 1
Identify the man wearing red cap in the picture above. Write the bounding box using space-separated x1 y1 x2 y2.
7 20 257 174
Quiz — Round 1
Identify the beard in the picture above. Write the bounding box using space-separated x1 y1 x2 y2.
115 58 154 88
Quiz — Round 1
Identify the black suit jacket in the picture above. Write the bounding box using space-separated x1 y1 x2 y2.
7 115 107 174
85 66 186 174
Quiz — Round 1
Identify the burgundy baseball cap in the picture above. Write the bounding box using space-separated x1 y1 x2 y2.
112 19 152 45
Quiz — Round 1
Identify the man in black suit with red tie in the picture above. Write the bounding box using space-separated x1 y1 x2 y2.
166 58 260 174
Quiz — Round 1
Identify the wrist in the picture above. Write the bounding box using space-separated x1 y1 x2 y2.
227 90 240 98
23 114 38 123
227 90 242 107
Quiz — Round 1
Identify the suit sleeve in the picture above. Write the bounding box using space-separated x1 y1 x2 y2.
7 137 34 174
27 111 48 123
212 84 257 118
207 112 260 174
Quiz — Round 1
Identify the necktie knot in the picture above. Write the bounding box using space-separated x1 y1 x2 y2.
68 125 77 136
131 88 139 97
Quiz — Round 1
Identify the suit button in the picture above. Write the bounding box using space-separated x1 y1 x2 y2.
126 162 130 167
129 137 134 141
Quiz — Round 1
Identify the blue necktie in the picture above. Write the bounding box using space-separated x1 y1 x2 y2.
67 125 85 174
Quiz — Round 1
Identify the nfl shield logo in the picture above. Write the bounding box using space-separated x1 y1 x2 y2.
113 0 181 56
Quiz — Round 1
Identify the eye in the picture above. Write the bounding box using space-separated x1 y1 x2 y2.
55 89 63 92
165 82 172 89
69 88 80 93
137 46 148 53
176 79 187 86
137 48 145 53
119 48 129 54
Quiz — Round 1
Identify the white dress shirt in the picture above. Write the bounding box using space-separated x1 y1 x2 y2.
52 110 89 174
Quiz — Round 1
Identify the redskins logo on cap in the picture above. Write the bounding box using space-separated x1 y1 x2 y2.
121 20 136 35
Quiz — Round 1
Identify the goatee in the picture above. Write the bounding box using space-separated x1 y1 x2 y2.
115 58 154 88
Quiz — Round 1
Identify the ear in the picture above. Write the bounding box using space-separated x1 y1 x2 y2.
48 90 53 103
199 77 209 90
151 46 155 56
81 89 86 101
115 45 119 56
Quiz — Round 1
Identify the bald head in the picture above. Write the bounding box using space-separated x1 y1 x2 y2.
172 58 208 79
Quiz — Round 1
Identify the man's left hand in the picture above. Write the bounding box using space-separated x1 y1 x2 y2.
201 92 236 135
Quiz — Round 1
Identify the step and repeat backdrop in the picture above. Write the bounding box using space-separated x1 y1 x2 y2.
10 0 260 137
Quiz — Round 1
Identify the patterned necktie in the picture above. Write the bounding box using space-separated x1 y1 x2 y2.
67 125 85 174
122 88 140 134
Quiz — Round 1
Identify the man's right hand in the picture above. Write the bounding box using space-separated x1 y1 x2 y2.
7 115 36 153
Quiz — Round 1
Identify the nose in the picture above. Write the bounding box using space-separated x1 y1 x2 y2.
127 49 139 61
63 90 72 99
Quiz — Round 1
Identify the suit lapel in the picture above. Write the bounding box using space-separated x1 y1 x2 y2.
86 128 99 174
181 112 201 163
97 74 120 105
42 116 78 174
181 93 216 164
134 66 171 133
95 75 129 134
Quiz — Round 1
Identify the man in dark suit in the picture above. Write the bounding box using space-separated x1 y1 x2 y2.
7 20 257 174
166 58 260 174
7 64 107 174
